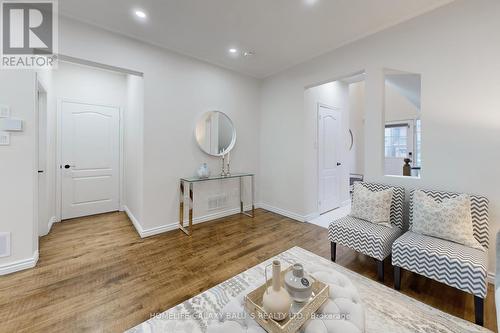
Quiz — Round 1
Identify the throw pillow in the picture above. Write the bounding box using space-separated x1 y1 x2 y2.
411 190 484 251
350 183 394 227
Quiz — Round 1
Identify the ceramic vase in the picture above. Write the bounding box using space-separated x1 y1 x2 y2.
284 263 313 302
197 163 210 178
262 260 291 321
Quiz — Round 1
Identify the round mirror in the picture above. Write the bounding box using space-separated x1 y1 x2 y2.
195 111 236 156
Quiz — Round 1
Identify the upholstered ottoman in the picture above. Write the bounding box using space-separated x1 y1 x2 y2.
206 267 365 333
301 269 365 333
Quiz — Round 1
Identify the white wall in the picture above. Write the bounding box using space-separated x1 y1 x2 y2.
348 81 365 175
304 81 350 215
124 75 144 224
260 0 500 273
57 18 261 233
385 83 419 122
0 71 38 270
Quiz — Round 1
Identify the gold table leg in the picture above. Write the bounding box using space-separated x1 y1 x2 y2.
240 175 255 218
179 180 192 236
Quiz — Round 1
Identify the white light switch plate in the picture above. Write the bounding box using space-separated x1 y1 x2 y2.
0 232 11 257
0 118 22 131
0 131 10 145
0 105 10 118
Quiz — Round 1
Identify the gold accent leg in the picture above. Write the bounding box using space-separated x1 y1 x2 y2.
188 182 194 234
179 180 189 235
251 175 255 217
240 176 244 213
241 175 255 218
179 180 193 236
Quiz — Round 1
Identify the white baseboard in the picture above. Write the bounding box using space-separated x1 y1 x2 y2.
0 250 39 276
304 212 320 222
123 206 151 237
258 203 307 222
124 205 258 238
48 216 58 233
340 199 351 207
488 271 495 285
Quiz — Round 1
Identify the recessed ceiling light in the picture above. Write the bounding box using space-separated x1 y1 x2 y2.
304 0 319 5
135 10 147 19
229 48 238 54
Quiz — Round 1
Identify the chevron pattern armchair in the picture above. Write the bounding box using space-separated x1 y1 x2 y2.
392 189 489 326
328 182 405 282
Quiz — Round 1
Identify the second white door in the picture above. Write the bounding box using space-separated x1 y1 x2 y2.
318 105 342 214
61 101 120 220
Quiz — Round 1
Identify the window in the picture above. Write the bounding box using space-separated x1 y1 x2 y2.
414 119 421 167
385 124 408 158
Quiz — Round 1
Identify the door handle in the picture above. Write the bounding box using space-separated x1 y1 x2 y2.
64 164 76 169
337 162 342 166
38 170 44 173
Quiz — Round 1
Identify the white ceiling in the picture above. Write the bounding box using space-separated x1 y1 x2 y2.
59 0 454 78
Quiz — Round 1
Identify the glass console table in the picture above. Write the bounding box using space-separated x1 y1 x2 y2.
179 173 255 236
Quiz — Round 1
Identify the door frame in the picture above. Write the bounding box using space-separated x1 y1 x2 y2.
56 98 124 222
36 78 49 236
316 102 342 215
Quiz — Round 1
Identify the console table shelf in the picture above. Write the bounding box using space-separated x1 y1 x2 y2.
179 173 255 236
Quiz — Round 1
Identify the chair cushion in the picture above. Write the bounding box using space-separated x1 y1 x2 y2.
328 216 404 261
392 231 488 298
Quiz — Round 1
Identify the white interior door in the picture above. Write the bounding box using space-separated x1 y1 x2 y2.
318 105 342 214
61 101 120 220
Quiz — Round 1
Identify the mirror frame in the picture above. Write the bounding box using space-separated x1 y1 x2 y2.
195 111 237 157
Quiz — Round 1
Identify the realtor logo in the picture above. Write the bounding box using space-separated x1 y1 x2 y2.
1 0 58 69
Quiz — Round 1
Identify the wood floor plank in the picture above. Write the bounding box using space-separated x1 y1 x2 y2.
0 209 496 332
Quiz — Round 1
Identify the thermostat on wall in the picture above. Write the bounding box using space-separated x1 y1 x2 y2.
0 118 23 131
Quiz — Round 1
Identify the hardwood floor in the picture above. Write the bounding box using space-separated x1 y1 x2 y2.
0 209 496 332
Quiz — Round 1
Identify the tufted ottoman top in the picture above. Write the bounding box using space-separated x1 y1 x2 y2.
302 269 365 333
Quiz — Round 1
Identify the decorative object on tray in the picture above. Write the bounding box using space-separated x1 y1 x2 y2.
246 263 329 333
196 163 210 179
262 260 292 321
284 263 313 302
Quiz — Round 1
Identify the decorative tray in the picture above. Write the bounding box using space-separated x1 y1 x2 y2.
244 266 329 333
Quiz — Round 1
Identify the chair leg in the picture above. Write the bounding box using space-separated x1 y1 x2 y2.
474 296 484 326
377 259 384 282
330 242 336 262
394 266 401 290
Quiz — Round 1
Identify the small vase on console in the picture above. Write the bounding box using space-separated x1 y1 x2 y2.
197 163 210 179
262 260 292 321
